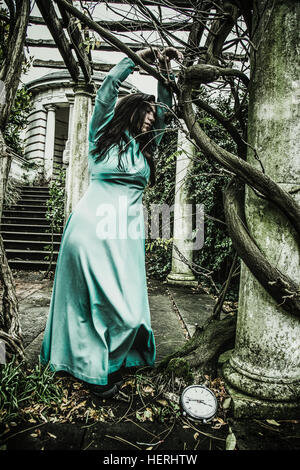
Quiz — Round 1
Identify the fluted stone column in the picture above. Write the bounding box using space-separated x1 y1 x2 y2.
44 104 56 181
167 126 198 287
65 82 94 223
223 0 300 418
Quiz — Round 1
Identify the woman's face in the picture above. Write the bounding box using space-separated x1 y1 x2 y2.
140 103 156 133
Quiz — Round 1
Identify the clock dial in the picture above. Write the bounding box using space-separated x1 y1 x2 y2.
181 385 217 421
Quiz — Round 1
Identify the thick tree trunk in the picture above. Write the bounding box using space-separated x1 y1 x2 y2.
0 0 30 363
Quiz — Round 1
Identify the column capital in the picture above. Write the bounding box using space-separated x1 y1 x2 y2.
71 80 95 98
44 103 57 112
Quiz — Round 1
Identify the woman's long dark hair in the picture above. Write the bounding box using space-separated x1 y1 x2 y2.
91 93 157 186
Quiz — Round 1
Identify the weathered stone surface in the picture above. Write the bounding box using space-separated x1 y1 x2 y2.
148 290 186 364
168 285 215 338
223 0 300 415
65 82 93 221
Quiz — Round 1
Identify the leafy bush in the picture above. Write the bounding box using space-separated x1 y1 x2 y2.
45 165 66 234
4 87 33 155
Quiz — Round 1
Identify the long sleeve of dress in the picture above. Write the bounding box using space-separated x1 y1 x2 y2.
89 56 173 149
154 75 173 146
89 57 136 143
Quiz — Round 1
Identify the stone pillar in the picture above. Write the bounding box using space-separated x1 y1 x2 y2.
167 126 198 287
63 97 74 221
44 104 56 181
62 95 74 167
65 82 94 223
223 0 300 418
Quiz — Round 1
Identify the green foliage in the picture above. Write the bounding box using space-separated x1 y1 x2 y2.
44 166 66 268
4 87 33 155
0 360 63 425
20 160 45 187
45 166 66 234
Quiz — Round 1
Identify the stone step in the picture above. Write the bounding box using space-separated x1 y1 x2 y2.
0 223 62 233
8 259 56 270
21 192 49 198
6 248 59 261
1 231 62 241
6 204 47 211
1 184 61 271
21 190 50 197
21 195 49 201
21 186 49 191
1 216 50 225
3 239 61 250
2 210 47 218
14 200 48 207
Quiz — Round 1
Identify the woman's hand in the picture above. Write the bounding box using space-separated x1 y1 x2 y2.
136 47 183 71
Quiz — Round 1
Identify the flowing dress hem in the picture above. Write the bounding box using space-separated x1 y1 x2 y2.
39 357 155 385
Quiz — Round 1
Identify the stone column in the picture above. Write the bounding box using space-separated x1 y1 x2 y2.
65 82 94 223
62 96 74 166
223 0 300 418
63 97 74 220
44 104 56 182
167 126 198 287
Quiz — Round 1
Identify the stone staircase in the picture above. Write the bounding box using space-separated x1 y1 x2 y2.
0 185 63 270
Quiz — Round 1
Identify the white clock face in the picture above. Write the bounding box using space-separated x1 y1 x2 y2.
181 386 217 420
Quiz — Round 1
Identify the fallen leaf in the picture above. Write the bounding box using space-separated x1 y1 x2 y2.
142 385 155 395
226 427 236 450
156 399 168 407
266 419 280 427
28 418 37 424
222 397 232 410
47 432 57 439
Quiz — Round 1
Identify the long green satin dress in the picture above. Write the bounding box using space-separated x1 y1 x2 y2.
40 57 172 385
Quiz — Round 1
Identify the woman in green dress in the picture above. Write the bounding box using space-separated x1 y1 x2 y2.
40 47 182 398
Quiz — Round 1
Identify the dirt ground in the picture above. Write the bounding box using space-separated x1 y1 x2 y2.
1 367 300 453
0 270 299 454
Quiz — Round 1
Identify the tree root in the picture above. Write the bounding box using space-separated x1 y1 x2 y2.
157 314 237 379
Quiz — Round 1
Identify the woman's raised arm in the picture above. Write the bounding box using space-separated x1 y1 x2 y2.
89 57 136 143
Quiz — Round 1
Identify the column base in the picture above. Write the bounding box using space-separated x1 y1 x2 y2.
222 361 300 419
166 272 198 287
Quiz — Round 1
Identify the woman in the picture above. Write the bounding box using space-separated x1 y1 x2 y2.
40 47 182 398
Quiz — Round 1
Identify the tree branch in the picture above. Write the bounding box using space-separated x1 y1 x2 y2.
223 178 300 317
181 83 300 242
53 0 171 86
57 0 92 83
194 96 247 158
35 0 80 82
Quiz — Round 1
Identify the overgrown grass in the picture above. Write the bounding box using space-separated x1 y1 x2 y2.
0 359 64 425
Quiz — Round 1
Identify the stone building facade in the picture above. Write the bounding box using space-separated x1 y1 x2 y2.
23 70 134 182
